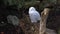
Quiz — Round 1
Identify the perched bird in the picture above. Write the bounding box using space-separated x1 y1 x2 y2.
7 15 19 26
28 7 41 23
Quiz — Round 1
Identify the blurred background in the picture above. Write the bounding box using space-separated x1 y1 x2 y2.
0 0 60 34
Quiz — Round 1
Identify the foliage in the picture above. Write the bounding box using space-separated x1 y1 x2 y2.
3 0 25 8
0 0 58 11
0 0 37 8
39 0 57 11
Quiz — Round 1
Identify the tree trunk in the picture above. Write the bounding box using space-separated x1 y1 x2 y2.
39 8 50 34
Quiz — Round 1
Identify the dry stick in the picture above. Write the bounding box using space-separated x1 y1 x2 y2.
39 8 50 34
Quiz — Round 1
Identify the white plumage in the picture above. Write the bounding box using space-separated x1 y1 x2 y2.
29 7 41 23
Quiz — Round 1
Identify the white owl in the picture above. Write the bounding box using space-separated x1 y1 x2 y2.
29 7 41 23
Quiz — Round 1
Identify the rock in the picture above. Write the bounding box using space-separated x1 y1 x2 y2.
46 28 57 34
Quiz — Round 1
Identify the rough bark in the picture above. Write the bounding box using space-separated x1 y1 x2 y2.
39 8 50 34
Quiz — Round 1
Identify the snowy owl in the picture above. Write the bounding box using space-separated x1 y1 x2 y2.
29 7 41 23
